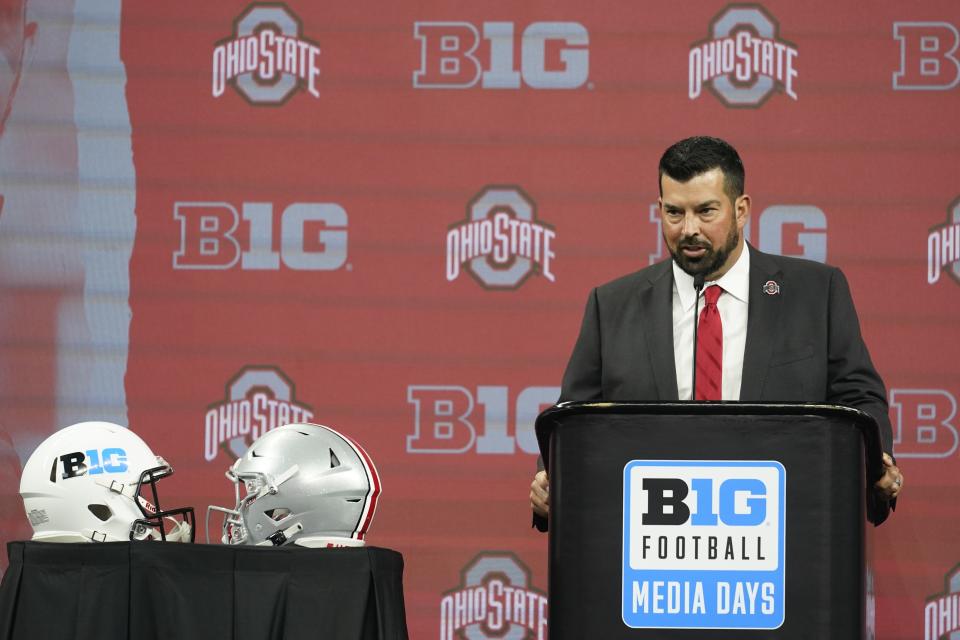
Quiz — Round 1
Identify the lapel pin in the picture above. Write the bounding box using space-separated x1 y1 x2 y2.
763 280 780 295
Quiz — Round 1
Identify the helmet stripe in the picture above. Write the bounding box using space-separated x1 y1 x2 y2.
322 424 381 541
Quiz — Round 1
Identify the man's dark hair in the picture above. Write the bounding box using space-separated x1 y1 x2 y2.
658 136 745 203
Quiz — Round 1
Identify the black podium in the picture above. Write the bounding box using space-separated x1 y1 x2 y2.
535 402 884 639
0 541 408 640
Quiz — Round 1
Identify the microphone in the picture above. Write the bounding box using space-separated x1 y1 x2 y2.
691 273 706 400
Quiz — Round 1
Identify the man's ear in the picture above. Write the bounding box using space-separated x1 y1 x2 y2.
735 194 751 230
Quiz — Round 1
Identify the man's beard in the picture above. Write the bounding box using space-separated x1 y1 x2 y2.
668 223 739 280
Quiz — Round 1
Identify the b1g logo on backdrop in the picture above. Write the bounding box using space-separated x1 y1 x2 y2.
924 564 960 640
890 388 958 458
204 366 314 462
893 22 960 91
212 3 321 105
622 460 785 630
689 4 798 107
927 197 960 285
646 204 827 265
407 385 558 454
446 186 556 290
440 552 548 640
173 201 348 271
414 21 589 89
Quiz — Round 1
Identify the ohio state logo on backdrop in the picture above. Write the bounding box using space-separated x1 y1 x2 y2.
446 186 556 290
893 21 960 91
204 365 314 462
924 564 960 640
413 21 589 89
689 4 798 107
212 3 321 105
440 552 548 640
927 197 960 285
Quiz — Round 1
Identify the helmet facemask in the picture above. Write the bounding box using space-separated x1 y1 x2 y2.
128 461 195 542
208 463 303 546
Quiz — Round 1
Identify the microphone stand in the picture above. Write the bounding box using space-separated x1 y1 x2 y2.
691 273 706 400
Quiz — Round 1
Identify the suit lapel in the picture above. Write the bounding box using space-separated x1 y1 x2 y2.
740 246 783 400
636 261 679 401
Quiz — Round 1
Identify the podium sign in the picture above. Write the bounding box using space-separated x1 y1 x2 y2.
536 402 883 640
622 460 786 630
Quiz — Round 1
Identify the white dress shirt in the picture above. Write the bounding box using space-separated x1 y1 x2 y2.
672 247 750 401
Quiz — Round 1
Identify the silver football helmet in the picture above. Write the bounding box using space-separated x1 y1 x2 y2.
208 423 381 547
19 421 194 543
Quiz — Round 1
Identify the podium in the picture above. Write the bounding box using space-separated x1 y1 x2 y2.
535 402 884 639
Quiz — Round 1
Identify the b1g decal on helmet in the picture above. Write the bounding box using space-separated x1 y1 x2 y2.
208 422 381 548
446 186 556 290
212 3 321 105
55 448 128 479
19 422 195 543
688 4 799 108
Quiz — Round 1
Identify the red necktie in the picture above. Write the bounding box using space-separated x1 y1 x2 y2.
695 285 723 401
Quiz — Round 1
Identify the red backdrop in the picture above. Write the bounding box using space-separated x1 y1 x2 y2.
1 0 959 638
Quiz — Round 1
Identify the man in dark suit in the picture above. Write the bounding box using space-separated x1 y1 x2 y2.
530 136 902 529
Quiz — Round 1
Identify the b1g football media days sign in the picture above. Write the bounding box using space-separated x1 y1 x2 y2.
622 460 786 630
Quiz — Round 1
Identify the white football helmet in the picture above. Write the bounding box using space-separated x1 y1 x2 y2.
19 421 194 543
208 423 381 548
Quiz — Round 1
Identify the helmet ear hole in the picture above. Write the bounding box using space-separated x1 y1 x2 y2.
264 508 290 522
329 449 341 468
88 504 112 521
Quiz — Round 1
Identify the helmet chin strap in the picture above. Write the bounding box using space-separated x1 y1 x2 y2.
156 517 192 543
259 521 304 546
78 529 110 543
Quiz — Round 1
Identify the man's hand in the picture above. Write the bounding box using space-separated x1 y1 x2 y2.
874 453 903 500
530 470 549 519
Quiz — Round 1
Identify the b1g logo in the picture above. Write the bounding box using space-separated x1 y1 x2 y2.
893 22 960 91
56 449 128 479
205 366 314 461
622 460 785 630
689 4 798 107
646 204 827 265
173 201 348 271
414 21 589 89
446 187 556 290
212 3 321 105
890 388 958 458
927 197 960 285
406 385 558 454
924 564 960 640
440 552 548 640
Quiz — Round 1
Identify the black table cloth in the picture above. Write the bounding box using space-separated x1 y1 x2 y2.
0 541 408 640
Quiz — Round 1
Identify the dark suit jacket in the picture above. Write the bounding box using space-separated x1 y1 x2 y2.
536 244 894 528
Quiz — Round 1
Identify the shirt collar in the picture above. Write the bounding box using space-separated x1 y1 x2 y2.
672 243 751 312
